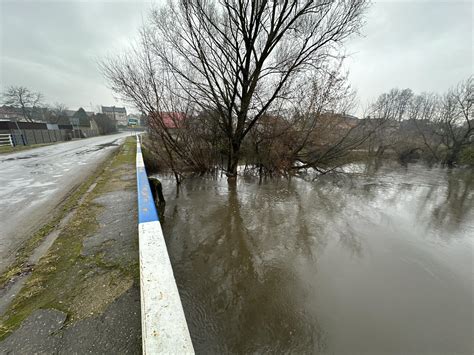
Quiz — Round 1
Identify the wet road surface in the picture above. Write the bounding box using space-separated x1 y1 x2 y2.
0 133 131 274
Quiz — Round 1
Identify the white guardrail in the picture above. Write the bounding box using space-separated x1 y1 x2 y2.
136 135 194 354
0 134 14 147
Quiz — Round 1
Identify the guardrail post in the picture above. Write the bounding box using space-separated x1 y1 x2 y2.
135 135 194 354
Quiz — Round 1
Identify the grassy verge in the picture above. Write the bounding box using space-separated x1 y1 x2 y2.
0 137 137 340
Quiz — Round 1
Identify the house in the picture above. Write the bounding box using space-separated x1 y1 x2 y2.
160 112 185 129
65 109 95 126
64 109 95 117
0 105 47 121
101 106 127 126
0 106 21 120
145 112 186 137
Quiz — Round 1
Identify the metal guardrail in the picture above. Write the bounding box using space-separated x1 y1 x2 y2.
0 134 14 147
136 135 194 354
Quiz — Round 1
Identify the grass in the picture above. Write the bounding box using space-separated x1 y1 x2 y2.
0 137 138 340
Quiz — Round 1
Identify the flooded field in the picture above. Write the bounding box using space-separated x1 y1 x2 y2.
158 163 473 354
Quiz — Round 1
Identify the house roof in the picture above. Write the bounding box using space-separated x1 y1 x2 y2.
160 112 185 129
65 109 95 117
0 105 22 116
102 106 127 114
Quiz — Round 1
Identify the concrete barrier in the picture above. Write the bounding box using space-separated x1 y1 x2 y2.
136 135 194 354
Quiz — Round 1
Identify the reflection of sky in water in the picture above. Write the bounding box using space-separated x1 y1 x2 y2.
158 163 473 354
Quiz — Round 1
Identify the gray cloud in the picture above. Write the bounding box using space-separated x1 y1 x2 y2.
1 0 472 115
346 0 473 114
1 0 154 112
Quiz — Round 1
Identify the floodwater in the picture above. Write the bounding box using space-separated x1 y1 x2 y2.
158 163 474 354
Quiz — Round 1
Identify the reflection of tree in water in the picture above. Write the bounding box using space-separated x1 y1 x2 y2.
160 166 472 352
339 162 473 238
163 178 328 353
312 176 369 258
426 169 474 234
338 223 364 258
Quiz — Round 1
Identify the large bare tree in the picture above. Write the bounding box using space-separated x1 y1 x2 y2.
1 86 43 122
102 0 368 178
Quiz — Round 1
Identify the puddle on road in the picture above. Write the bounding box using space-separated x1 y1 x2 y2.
75 141 119 155
1 154 40 162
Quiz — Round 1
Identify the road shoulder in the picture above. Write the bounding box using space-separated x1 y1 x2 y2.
0 137 141 353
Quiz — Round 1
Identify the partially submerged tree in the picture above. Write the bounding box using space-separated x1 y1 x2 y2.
1 86 43 122
436 77 473 166
101 0 369 178
153 0 368 177
244 65 372 175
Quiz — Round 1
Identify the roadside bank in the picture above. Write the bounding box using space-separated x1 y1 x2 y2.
0 137 141 353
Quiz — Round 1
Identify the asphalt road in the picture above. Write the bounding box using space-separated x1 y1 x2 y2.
0 132 132 274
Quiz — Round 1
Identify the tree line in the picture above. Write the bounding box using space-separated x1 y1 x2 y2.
366 77 473 167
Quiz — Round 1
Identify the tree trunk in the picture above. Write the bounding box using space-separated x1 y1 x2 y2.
376 145 385 157
226 140 241 179
445 143 462 167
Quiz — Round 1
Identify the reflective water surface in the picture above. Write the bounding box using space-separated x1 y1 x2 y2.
158 163 474 354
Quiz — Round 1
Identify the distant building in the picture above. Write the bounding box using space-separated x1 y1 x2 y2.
127 114 140 126
0 105 52 122
0 106 21 120
64 109 95 117
102 106 127 126
65 109 95 126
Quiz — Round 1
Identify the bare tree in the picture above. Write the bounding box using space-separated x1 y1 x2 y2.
100 35 218 184
1 86 43 122
286 65 370 171
410 92 442 161
102 0 368 179
367 77 473 165
436 77 473 166
43 103 70 124
51 103 68 117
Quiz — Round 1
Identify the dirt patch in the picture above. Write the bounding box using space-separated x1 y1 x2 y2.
69 270 133 320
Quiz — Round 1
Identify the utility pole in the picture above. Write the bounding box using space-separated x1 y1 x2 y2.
113 106 117 130
13 117 27 145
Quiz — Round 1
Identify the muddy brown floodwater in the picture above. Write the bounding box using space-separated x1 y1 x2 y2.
157 162 473 354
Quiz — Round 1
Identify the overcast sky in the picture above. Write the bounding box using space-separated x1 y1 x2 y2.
0 0 472 116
